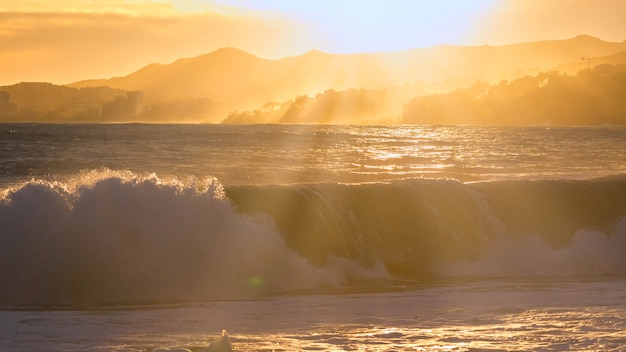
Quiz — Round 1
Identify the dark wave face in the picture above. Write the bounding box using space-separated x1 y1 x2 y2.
227 176 626 278
2 173 626 306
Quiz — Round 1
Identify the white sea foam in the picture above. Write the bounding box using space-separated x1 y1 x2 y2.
0 172 387 306
3 279 626 351
440 217 626 277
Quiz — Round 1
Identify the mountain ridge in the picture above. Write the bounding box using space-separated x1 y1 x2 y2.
4 35 626 124
68 35 626 109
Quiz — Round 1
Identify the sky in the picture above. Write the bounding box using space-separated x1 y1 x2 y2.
1 0 626 85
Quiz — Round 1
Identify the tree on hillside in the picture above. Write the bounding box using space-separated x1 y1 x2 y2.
402 64 626 125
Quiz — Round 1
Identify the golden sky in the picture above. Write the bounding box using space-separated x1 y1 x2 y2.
1 0 626 85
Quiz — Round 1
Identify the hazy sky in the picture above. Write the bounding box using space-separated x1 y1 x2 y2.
1 0 626 85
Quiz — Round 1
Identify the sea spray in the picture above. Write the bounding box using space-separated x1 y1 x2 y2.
0 172 386 306
3 172 626 306
440 217 626 277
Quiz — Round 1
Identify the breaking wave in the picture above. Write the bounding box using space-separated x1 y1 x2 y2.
2 171 626 306
226 176 626 278
0 172 385 306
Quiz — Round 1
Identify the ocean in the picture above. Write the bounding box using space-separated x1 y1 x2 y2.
1 123 626 351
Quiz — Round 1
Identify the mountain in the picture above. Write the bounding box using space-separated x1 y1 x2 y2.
225 52 626 125
68 36 626 122
402 63 626 126
4 35 625 123
554 50 626 75
69 48 273 113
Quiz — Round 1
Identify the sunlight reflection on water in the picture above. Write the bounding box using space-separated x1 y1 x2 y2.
3 279 626 351
2 124 626 186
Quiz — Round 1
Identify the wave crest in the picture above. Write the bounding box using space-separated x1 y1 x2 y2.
227 176 626 278
441 219 626 277
0 173 385 306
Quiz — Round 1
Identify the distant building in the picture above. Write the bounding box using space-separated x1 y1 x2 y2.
0 92 16 119
101 91 144 120
0 92 9 110
126 91 143 116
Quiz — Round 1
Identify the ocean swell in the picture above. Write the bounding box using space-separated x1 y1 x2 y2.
226 176 626 278
2 173 626 306
440 223 626 277
0 173 383 306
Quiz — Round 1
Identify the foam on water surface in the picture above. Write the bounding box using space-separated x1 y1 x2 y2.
2 279 625 351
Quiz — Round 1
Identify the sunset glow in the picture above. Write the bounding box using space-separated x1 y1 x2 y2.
2 0 626 85
2 1 626 351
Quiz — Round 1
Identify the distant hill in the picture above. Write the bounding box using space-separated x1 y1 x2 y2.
553 50 626 75
224 55 626 125
223 87 413 124
0 82 213 123
68 35 626 122
4 35 626 124
0 83 129 122
402 63 626 126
